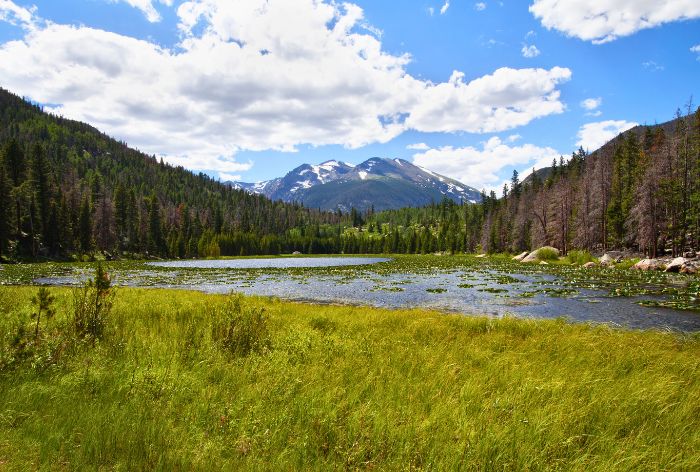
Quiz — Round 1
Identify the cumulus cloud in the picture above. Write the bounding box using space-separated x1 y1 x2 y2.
475 2 486 11
411 137 560 191
521 44 540 58
576 120 637 151
529 0 700 44
0 0 571 176
440 1 450 14
110 0 172 22
406 67 571 133
407 143 430 150
580 97 602 110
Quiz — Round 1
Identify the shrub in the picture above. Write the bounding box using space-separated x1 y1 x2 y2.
31 287 55 339
566 250 595 265
536 247 560 261
72 263 115 344
212 295 271 357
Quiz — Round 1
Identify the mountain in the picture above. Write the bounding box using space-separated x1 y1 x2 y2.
230 157 482 212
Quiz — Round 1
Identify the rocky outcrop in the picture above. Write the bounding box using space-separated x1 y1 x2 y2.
632 259 665 271
583 262 597 268
512 251 529 261
680 261 699 274
664 257 687 273
521 246 560 263
599 254 615 266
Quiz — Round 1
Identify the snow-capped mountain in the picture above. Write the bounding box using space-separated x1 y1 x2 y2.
229 157 482 212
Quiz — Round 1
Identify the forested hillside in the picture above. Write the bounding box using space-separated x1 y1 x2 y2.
339 104 700 257
2 86 698 260
0 88 347 259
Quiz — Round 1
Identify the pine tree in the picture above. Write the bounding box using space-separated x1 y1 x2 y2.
0 163 10 257
147 193 164 255
78 195 93 253
29 143 51 245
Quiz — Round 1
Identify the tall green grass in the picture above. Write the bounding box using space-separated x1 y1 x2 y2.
566 250 596 265
0 286 699 470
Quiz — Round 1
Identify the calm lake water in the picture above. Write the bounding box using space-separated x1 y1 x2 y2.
34 257 700 332
146 257 390 269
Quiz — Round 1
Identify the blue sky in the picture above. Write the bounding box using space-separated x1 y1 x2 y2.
0 0 698 191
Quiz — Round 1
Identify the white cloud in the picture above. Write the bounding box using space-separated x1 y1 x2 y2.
506 134 521 142
530 0 700 44
440 1 450 14
576 120 637 151
0 0 571 176
407 142 430 150
406 67 571 133
642 60 665 71
580 97 602 110
428 7 435 16
475 2 486 11
0 0 36 27
217 172 241 182
521 44 540 58
692 44 700 60
110 0 172 22
411 137 560 191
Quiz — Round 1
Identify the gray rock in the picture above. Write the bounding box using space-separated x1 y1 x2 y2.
583 262 597 268
664 257 687 273
680 261 699 275
512 251 529 261
632 259 664 271
599 254 615 266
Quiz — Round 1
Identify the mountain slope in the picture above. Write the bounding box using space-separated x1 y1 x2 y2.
0 87 345 259
232 157 481 211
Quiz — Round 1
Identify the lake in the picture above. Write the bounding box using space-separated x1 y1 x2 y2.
25 255 700 332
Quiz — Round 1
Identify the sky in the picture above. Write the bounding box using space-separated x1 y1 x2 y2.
0 0 698 192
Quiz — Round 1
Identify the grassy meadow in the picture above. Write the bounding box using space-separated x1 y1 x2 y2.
0 284 699 470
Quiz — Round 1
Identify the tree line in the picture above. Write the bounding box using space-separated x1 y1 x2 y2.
0 88 348 260
339 103 700 257
1 86 698 260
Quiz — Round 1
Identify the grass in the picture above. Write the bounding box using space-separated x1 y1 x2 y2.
0 286 699 470
566 250 596 265
535 247 561 262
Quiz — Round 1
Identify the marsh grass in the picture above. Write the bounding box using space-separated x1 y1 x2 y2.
536 247 560 261
566 250 596 265
0 286 699 470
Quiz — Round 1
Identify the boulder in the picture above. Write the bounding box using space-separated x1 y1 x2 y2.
521 246 560 263
539 261 549 265
664 257 687 273
632 258 664 271
475 253 487 258
583 261 597 268
599 254 615 266
680 261 699 275
512 251 529 261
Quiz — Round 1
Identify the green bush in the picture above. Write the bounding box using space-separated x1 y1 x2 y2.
536 247 560 261
72 263 115 344
566 250 595 265
212 294 271 357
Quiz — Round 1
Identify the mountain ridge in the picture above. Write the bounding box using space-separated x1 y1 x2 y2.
230 157 482 211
